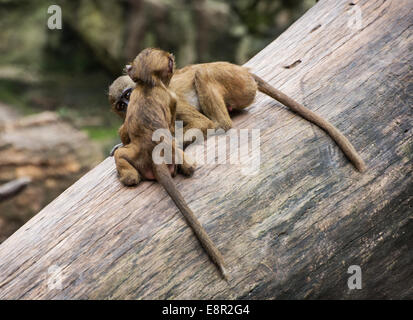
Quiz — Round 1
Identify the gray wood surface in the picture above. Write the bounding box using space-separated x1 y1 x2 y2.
0 0 411 299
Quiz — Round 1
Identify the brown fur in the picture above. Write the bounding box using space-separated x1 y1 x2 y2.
128 48 175 86
110 48 366 172
172 62 257 131
113 48 228 280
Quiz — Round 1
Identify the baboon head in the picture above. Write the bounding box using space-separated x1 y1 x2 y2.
126 48 175 87
108 75 135 119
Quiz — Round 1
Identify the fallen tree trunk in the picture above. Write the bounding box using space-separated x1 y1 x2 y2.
0 0 412 299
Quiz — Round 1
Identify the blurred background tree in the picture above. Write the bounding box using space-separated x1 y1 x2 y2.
0 0 315 152
0 0 315 242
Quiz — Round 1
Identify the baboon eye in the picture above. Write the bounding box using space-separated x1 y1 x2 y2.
125 90 131 99
117 102 126 110
121 88 132 101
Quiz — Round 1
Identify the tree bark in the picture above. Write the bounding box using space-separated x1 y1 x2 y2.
0 0 411 299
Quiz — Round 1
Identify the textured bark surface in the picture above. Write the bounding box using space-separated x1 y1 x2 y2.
0 0 412 299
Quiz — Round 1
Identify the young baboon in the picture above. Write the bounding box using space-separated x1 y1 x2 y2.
114 49 228 280
109 49 366 172
109 75 216 155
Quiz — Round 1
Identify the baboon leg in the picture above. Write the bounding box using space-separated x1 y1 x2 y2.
114 145 141 186
177 102 216 135
194 71 232 131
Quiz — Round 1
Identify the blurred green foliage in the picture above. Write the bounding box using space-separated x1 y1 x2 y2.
0 0 315 153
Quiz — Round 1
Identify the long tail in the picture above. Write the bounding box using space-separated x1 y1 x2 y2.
251 73 366 172
153 163 229 280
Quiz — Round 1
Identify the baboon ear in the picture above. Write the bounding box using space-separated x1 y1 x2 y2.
168 54 175 74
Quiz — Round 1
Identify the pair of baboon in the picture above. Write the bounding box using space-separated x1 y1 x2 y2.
108 48 366 280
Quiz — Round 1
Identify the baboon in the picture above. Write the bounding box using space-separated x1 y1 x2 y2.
109 48 366 172
114 48 228 280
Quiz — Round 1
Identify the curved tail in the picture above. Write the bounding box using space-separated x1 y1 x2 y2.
251 73 366 172
153 163 228 280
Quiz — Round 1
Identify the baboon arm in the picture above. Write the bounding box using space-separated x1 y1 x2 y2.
118 124 131 145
